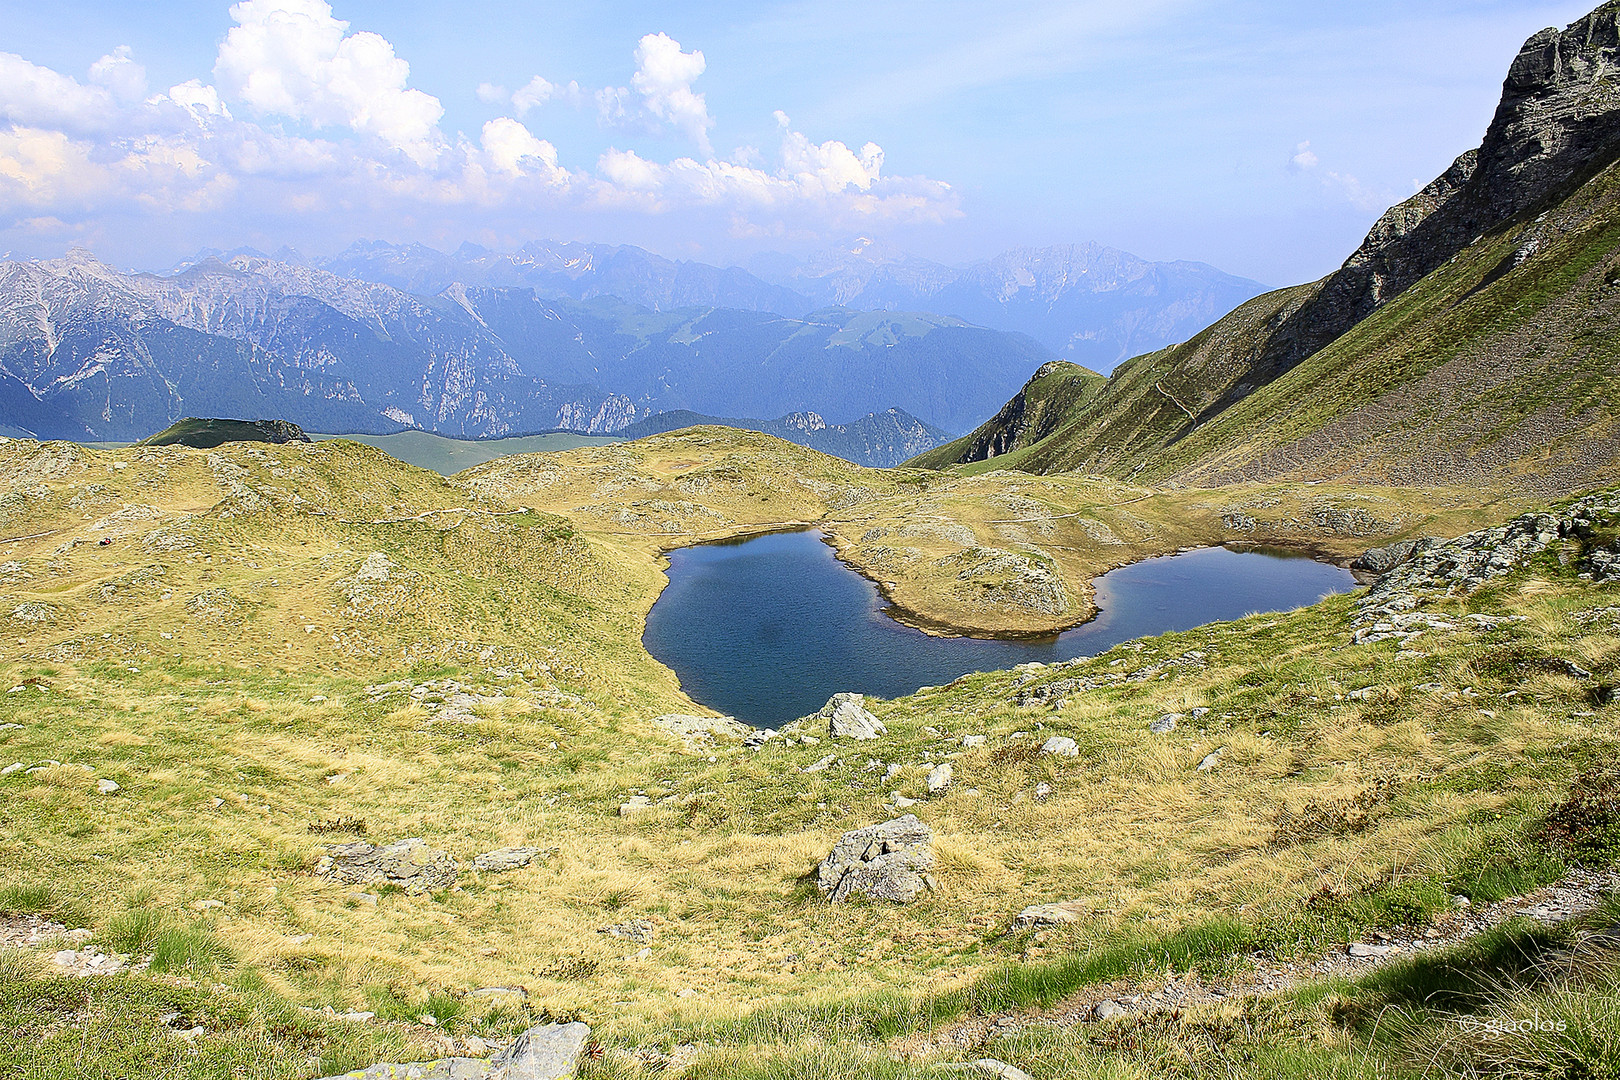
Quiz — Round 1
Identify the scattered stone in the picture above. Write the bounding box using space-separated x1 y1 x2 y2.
1348 942 1393 958
1093 999 1129 1021
892 795 919 809
1 763 24 776
1149 714 1179 735
1014 900 1087 927
473 847 541 873
618 796 654 816
804 754 837 774
1040 736 1078 757
321 838 458 894
96 778 119 795
809 693 887 740
962 734 987 749
647 713 750 747
466 986 527 999
927 763 953 796
970 1059 1035 1080
49 948 127 977
743 728 779 749
599 919 656 944
1196 749 1223 772
818 815 934 904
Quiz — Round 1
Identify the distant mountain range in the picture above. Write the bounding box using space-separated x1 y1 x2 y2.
912 6 1620 497
235 236 1265 374
749 239 1267 372
0 251 1050 442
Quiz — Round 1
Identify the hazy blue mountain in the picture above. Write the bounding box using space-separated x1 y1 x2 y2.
0 252 1046 441
312 238 1265 374
318 239 810 316
751 238 1268 372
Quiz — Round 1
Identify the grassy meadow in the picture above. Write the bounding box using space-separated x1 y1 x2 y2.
0 430 1615 1078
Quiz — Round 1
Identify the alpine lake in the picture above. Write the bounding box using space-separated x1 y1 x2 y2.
643 529 1356 727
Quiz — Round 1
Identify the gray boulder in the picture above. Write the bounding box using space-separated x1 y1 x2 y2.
1041 735 1078 757
970 1060 1034 1080
1350 539 1431 574
818 815 934 903
1148 714 1179 735
320 838 458 894
490 1022 592 1079
810 693 887 741
314 1021 590 1080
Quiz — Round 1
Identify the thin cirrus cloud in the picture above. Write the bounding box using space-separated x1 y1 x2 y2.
0 0 953 256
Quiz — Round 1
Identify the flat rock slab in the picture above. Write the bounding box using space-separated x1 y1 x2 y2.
317 1022 589 1080
818 814 934 903
321 838 458 894
648 713 750 746
1014 900 1088 928
472 847 540 873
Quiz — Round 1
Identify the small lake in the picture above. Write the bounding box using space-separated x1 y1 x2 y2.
643 530 1355 728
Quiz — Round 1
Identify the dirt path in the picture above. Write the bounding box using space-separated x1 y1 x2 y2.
896 868 1620 1057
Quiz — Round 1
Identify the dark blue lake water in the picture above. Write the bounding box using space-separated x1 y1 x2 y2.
643 530 1355 727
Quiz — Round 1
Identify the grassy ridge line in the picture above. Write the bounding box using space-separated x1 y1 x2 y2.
465 426 1527 636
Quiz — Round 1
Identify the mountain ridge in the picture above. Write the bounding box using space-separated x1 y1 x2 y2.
914 4 1620 496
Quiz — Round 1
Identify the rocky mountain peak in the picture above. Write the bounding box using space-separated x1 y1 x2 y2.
1211 1 1620 409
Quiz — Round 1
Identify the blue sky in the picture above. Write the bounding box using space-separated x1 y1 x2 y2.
0 0 1600 283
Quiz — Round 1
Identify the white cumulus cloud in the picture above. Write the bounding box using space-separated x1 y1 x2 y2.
631 32 713 154
0 52 117 134
89 46 148 102
213 0 445 164
480 117 567 184
167 80 233 123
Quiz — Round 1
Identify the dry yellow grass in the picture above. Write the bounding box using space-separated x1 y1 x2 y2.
0 432 1613 1071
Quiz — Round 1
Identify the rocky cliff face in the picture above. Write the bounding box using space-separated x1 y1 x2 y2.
1231 3 1620 402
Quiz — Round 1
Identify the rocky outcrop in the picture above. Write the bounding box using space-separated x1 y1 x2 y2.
318 838 459 894
316 1021 590 1080
944 547 1068 617
1354 491 1620 643
1350 538 1438 575
805 693 887 741
817 815 935 903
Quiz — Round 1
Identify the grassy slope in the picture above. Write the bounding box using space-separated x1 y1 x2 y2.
929 157 1620 496
0 431 1616 1077
905 363 1107 472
